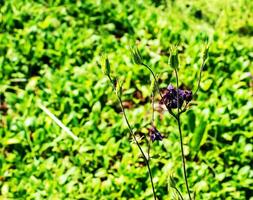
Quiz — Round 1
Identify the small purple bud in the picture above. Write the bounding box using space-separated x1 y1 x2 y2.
161 84 192 109
149 126 163 142
167 84 174 91
169 98 183 109
166 84 177 99
178 89 185 99
184 90 192 102
169 99 178 109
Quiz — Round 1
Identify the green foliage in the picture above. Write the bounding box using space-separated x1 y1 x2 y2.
190 114 207 152
1 0 253 199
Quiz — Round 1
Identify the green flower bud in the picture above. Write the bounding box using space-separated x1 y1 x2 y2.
169 47 179 69
115 78 123 96
131 47 143 65
202 43 209 61
98 55 111 76
105 57 111 75
169 175 176 188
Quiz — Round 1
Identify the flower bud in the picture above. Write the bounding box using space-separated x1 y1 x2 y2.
169 47 179 69
131 47 143 65
99 56 111 76
161 84 192 109
105 57 111 75
115 78 123 96
149 126 163 142
202 43 209 62
184 90 192 102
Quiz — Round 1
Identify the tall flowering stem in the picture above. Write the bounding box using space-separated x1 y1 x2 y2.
101 58 157 200
133 44 208 199
175 68 192 200
193 43 209 97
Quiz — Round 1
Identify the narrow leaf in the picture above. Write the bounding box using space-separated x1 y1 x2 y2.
191 117 207 151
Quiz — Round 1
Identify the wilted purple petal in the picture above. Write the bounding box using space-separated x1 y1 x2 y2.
178 89 185 99
149 126 163 142
184 90 192 102
161 84 192 109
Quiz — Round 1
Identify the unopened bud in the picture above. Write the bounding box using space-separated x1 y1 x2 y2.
105 57 111 75
169 47 179 69
115 78 123 96
131 47 143 65
202 44 209 61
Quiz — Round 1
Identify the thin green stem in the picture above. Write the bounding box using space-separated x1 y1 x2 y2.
145 134 151 161
172 186 184 200
175 69 192 200
151 90 155 126
141 62 177 119
108 75 156 200
193 58 207 97
141 62 191 199
147 89 155 160
177 117 191 200
141 63 163 99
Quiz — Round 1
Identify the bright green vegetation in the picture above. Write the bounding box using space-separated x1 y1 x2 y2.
1 0 253 199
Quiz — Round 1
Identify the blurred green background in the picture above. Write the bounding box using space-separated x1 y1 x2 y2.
0 0 253 199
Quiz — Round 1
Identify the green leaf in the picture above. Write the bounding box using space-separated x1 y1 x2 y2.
187 110 196 133
191 117 207 152
201 78 213 91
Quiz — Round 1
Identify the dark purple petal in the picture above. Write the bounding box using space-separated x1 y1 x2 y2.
184 90 192 102
161 84 192 109
164 84 177 100
149 126 163 142
169 99 178 108
178 89 185 99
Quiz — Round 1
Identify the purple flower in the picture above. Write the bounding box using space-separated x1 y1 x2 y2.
167 84 174 91
161 84 176 105
161 84 192 109
149 126 163 142
178 89 192 102
178 89 185 98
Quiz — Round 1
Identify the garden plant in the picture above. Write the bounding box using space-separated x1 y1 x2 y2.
1 0 252 199
100 44 208 200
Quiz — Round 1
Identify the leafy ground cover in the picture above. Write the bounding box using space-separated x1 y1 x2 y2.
0 0 253 199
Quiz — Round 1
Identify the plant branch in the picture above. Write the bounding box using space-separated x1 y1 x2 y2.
141 62 190 199
172 186 184 200
193 45 209 97
141 63 163 99
175 69 192 200
141 62 177 119
107 74 156 200
151 90 155 126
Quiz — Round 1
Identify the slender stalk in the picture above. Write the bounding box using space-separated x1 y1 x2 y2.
141 61 191 199
177 117 191 200
175 69 192 200
172 186 184 200
107 75 156 200
151 90 155 126
193 55 207 97
38 103 79 141
147 89 155 160
146 135 151 161
141 63 163 99
141 62 177 119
